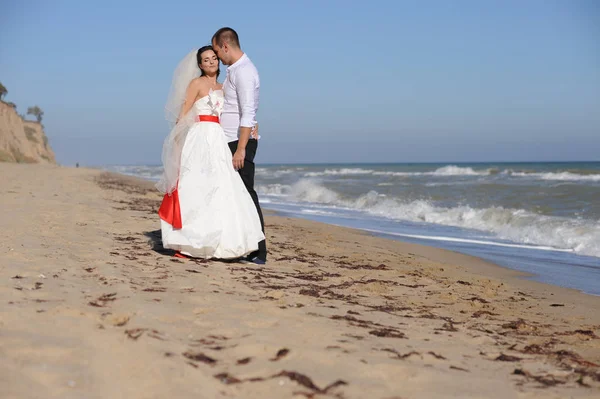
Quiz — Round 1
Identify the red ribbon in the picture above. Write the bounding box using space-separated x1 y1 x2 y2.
196 115 219 123
158 189 182 229
158 114 220 229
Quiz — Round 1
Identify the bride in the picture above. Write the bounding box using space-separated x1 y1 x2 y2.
156 46 265 259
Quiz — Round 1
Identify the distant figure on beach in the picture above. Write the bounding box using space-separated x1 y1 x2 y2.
156 42 264 261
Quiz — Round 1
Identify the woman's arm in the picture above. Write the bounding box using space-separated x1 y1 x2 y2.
177 79 201 123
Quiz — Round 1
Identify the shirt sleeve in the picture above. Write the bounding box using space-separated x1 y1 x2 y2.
236 66 259 128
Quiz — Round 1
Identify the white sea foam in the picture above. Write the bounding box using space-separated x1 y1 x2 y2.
303 165 492 178
113 164 600 184
256 167 305 178
372 165 491 177
300 209 338 216
359 229 575 253
426 165 488 176
304 168 376 177
257 179 600 257
110 165 163 181
509 171 600 182
286 165 600 183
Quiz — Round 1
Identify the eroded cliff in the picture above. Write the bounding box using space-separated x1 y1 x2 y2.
0 101 56 163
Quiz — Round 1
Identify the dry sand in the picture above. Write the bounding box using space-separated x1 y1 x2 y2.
1 163 599 398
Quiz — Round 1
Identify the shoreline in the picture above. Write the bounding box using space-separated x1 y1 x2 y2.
94 166 600 301
262 209 600 314
2 163 599 398
114 168 561 293
109 163 600 296
302 218 600 299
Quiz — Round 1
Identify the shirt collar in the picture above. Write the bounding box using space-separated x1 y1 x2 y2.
227 53 248 71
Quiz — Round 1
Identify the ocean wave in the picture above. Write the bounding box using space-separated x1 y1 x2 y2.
425 165 490 176
267 165 600 183
116 164 600 185
509 171 600 182
255 183 291 197
302 165 493 178
256 167 306 178
108 165 163 181
257 179 600 257
304 168 376 177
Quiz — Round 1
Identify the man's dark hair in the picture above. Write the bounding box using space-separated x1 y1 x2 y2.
212 27 240 48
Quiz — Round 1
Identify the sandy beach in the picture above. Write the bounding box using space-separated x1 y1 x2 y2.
1 162 599 399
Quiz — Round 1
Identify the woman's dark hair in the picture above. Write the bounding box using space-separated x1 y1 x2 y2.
197 45 220 78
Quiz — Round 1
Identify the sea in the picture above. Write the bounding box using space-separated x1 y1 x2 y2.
106 162 600 296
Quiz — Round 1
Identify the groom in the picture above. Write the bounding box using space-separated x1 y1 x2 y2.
212 27 267 264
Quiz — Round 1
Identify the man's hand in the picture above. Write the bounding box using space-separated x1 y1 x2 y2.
233 148 246 170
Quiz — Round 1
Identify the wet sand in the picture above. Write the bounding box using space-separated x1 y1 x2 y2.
1 163 599 398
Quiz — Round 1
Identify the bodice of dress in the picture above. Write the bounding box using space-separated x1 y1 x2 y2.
193 89 224 117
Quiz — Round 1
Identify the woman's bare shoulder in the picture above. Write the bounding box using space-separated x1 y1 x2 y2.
189 77 208 88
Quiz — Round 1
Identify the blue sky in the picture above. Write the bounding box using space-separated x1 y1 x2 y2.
1 0 598 165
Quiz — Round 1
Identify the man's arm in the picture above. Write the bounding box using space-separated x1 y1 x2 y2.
232 66 259 170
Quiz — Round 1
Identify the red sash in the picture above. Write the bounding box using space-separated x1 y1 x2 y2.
158 189 182 229
196 115 219 123
158 114 220 229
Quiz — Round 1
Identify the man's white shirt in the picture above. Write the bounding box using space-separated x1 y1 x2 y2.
220 53 260 143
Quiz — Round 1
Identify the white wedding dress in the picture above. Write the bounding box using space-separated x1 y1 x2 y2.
159 89 265 259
